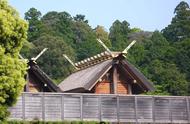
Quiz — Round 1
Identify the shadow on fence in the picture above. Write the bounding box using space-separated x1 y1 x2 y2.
9 92 190 123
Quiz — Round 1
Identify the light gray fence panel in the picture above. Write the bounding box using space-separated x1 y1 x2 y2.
136 96 153 123
63 94 81 120
8 93 190 123
9 96 23 119
188 97 190 123
101 96 117 122
82 96 99 121
170 97 188 123
118 96 135 122
154 97 171 123
44 95 62 121
24 93 42 120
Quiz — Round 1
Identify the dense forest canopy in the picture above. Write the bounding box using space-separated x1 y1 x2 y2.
21 1 190 96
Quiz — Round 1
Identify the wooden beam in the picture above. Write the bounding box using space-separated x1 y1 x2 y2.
25 72 30 92
113 65 118 94
128 83 132 94
97 39 113 57
32 48 48 61
63 54 78 70
122 40 136 54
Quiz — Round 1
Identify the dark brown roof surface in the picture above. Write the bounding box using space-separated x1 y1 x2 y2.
29 61 61 92
59 60 113 92
58 53 154 92
121 60 154 91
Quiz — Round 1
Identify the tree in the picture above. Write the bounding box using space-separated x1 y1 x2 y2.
162 1 190 42
0 0 28 121
172 38 190 94
109 20 131 51
31 35 76 83
144 31 170 63
94 25 112 48
144 60 188 96
128 31 188 95
41 11 75 45
25 8 42 41
72 21 102 60
74 14 88 23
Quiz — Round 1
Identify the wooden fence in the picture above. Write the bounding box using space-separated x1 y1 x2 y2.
9 92 190 123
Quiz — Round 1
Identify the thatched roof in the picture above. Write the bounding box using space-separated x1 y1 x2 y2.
59 60 112 92
28 60 61 92
59 52 154 92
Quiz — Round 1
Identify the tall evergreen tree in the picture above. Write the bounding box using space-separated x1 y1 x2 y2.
162 1 190 42
41 11 74 41
109 20 131 51
25 8 42 41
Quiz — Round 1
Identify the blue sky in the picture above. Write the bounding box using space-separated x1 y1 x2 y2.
9 0 190 31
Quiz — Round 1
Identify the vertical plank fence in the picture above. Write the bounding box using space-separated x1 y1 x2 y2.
9 92 190 123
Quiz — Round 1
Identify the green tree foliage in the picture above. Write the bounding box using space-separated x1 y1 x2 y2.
161 1 190 94
72 20 102 60
143 60 188 95
74 14 88 23
41 11 74 43
31 35 75 83
109 20 131 51
172 38 190 94
25 8 42 41
94 25 112 48
128 31 188 95
144 31 170 62
162 1 190 42
0 0 28 121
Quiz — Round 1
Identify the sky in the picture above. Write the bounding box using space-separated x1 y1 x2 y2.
9 0 190 31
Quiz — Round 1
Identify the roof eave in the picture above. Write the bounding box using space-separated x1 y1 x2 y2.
121 60 155 91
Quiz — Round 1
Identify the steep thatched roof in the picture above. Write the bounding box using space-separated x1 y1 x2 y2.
59 52 154 92
28 60 61 92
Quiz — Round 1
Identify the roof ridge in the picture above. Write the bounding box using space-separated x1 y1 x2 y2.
74 51 121 70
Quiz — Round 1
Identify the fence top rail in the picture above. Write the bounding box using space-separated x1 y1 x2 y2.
21 92 189 98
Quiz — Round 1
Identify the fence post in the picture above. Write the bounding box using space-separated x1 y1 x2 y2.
80 95 83 120
186 97 190 123
169 98 172 123
134 96 138 124
117 95 120 123
152 96 155 123
42 93 45 121
98 96 102 121
22 93 25 120
61 94 64 120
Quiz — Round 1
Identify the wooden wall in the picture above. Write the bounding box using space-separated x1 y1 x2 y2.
95 81 110 94
94 68 129 94
28 74 42 92
94 80 128 94
25 72 48 92
117 81 128 94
